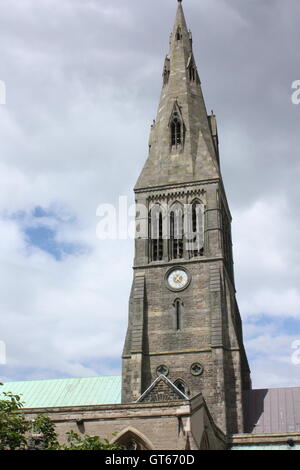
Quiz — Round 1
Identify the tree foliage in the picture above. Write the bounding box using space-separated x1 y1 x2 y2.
0 383 121 450
60 431 121 450
0 387 28 450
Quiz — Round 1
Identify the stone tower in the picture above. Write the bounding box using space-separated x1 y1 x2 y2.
122 0 251 435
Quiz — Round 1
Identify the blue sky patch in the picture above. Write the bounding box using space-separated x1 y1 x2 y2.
5 206 87 261
33 206 49 218
24 225 81 260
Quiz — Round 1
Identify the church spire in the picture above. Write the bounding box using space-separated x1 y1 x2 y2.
123 2 251 436
135 1 220 190
173 0 188 34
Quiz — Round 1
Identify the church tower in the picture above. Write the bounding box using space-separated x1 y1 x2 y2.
122 0 251 435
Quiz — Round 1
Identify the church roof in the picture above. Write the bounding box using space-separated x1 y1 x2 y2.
0 375 121 408
244 387 300 434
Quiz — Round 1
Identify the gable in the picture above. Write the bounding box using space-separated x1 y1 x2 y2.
137 375 189 403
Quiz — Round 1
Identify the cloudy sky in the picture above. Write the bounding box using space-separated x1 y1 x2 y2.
0 0 299 389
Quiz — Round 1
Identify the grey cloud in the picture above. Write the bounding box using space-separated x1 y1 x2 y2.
0 0 299 385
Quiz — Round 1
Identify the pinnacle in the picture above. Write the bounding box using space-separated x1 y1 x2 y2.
173 0 189 39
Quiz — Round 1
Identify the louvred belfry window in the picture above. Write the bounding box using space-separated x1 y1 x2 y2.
149 205 164 262
169 203 184 260
187 201 204 258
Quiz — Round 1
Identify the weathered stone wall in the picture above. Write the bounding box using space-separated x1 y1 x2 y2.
23 399 226 450
122 182 250 435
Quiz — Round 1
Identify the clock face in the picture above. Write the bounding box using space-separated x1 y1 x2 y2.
167 269 189 291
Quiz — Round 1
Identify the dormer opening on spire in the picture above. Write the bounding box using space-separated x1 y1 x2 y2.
176 26 182 41
187 55 198 83
189 64 196 82
171 114 181 146
169 102 185 151
189 65 195 82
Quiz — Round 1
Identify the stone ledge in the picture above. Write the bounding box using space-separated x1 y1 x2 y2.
230 432 300 445
133 257 223 270
20 399 192 418
134 179 220 194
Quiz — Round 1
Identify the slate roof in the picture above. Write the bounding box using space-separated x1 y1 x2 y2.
0 376 121 408
244 387 300 434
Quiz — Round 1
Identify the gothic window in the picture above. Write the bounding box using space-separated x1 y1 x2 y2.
188 201 204 258
187 55 198 83
112 428 153 451
149 205 164 262
169 203 184 260
174 379 188 396
125 440 140 450
170 102 185 150
176 27 182 41
171 114 182 147
189 65 196 82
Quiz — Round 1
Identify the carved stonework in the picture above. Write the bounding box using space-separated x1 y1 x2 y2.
137 375 188 403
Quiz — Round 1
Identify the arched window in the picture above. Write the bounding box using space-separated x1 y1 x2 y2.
189 65 196 82
169 203 183 260
176 27 182 41
188 201 204 258
174 379 188 396
149 205 163 262
171 115 182 147
174 299 183 331
169 103 185 150
111 428 154 451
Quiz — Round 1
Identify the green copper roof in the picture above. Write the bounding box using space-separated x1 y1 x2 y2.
0 376 121 408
